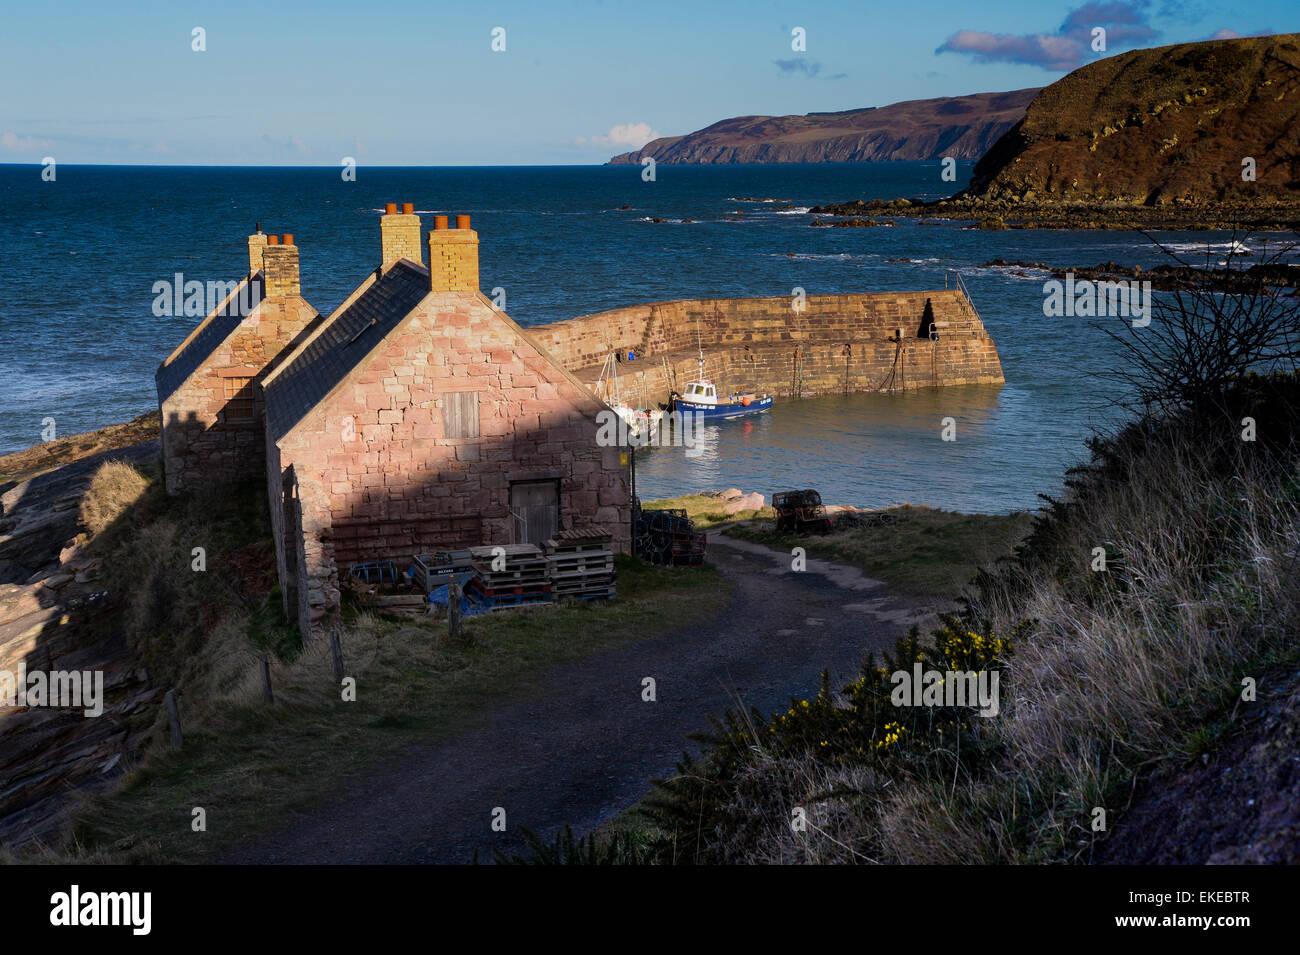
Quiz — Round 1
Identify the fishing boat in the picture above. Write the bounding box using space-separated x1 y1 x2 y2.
594 353 664 442
671 334 774 420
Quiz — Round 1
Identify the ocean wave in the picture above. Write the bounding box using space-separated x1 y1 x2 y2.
1160 240 1253 256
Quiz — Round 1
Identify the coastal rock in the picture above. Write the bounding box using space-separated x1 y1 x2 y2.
810 217 895 228
723 492 765 514
964 34 1300 208
607 89 1039 165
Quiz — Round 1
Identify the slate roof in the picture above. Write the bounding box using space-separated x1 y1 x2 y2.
156 275 264 404
265 261 430 442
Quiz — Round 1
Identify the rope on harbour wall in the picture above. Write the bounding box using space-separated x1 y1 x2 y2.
876 337 904 393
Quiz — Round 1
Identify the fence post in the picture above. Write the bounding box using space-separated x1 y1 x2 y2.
448 577 463 642
164 690 183 750
330 627 344 684
259 651 274 704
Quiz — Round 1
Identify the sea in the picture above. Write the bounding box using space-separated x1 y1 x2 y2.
0 162 1287 512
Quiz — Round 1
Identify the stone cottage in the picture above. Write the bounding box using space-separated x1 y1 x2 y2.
259 205 630 639
155 231 321 493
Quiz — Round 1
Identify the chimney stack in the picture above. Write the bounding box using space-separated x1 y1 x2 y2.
262 234 300 299
427 214 479 293
380 201 422 268
248 226 267 276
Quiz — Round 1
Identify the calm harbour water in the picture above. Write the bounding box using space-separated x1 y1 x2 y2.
0 162 1282 511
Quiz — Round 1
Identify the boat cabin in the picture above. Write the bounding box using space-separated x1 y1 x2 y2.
683 380 718 405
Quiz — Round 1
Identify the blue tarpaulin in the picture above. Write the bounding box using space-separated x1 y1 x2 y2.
427 584 494 616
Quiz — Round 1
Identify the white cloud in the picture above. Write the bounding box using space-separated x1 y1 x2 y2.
577 122 661 150
1 130 54 152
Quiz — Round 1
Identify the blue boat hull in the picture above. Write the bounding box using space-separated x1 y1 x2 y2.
676 396 774 419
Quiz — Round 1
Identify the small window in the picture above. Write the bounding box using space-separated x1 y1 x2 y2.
443 391 480 439
223 376 255 422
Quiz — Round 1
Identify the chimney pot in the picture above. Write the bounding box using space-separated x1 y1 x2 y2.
282 233 294 246
426 220 479 293
262 242 300 299
433 215 448 230
267 234 280 245
385 202 398 215
380 205 423 268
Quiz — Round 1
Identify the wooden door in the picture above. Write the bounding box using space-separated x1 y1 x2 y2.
510 480 559 545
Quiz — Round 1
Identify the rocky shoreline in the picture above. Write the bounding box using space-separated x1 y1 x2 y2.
982 258 1300 292
808 197 1300 232
0 437 164 849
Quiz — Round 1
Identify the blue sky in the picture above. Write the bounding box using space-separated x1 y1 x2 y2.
0 0 1289 165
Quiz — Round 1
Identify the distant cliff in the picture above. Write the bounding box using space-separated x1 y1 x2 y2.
965 33 1300 205
607 89 1040 164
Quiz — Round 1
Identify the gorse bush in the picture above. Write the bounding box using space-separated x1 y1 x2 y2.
636 618 1022 863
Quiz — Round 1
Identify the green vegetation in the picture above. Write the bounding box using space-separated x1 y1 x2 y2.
727 505 1032 597
642 493 770 528
35 462 727 863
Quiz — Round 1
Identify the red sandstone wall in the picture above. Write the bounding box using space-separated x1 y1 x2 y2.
527 290 1004 400
160 296 319 494
271 291 630 639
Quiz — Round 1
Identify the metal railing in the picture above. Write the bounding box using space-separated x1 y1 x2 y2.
948 270 982 326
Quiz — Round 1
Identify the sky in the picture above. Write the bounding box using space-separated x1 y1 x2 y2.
0 0 1290 165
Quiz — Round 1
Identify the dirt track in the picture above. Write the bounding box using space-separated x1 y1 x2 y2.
223 533 941 864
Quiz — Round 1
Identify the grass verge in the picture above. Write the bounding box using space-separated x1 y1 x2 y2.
726 505 1033 597
642 494 770 528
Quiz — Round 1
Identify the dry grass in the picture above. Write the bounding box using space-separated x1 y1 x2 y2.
79 459 151 534
829 436 1295 862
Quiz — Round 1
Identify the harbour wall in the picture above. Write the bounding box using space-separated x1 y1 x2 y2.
526 289 1005 405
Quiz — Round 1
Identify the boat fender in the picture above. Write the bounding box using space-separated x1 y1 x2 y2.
741 396 751 406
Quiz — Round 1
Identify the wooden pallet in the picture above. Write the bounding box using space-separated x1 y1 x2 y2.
469 543 550 592
544 530 612 557
552 579 615 597
468 578 552 600
547 552 613 572
545 537 616 599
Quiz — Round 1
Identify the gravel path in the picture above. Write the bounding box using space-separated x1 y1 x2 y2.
224 532 940 864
